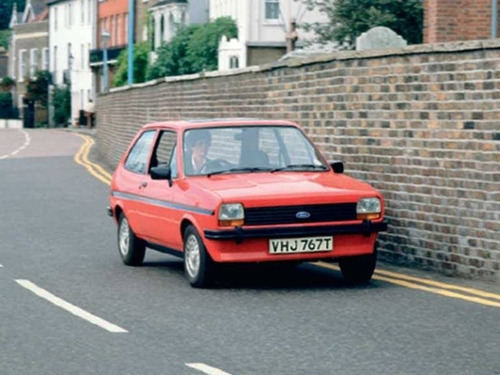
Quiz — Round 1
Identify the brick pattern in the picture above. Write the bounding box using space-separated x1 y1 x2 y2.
424 0 500 43
96 41 500 282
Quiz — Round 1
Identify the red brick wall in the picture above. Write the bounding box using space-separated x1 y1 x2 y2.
424 0 499 43
96 41 500 282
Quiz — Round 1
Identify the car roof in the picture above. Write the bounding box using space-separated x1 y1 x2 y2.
141 118 299 131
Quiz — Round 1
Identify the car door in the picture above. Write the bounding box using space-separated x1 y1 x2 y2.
138 130 184 249
118 129 157 238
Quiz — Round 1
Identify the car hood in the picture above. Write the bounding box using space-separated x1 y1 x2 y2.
188 172 381 207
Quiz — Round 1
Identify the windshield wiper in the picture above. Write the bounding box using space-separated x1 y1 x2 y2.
271 164 328 173
207 167 273 177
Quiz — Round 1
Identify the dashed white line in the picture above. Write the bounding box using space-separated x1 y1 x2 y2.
16 279 128 333
186 363 232 375
0 129 31 160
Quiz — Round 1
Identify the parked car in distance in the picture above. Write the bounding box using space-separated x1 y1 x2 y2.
108 119 388 287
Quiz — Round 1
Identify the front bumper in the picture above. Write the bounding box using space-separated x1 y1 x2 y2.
204 220 388 242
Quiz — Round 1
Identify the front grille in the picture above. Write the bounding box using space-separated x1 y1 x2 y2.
244 203 357 226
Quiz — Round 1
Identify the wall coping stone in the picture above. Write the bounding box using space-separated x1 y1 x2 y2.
102 39 500 96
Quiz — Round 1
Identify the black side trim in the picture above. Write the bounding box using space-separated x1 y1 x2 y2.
204 221 388 240
146 242 183 258
111 191 214 216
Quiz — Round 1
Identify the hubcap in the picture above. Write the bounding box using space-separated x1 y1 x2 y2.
119 218 130 257
185 234 200 278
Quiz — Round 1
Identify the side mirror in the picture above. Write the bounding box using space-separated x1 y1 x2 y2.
330 161 344 174
151 166 172 185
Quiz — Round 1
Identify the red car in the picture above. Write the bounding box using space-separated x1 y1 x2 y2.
108 119 388 287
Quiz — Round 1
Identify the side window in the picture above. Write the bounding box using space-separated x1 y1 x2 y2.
124 130 155 174
151 131 177 177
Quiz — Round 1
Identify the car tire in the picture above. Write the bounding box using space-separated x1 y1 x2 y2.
339 248 377 284
117 213 146 266
183 225 215 288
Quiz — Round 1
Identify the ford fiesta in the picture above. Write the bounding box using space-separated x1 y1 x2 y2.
108 119 388 287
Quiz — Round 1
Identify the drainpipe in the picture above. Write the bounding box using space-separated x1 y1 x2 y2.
492 0 498 38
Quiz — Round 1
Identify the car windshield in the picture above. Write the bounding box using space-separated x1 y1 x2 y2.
183 126 329 176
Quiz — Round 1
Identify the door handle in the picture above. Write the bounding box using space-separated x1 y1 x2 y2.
139 182 148 189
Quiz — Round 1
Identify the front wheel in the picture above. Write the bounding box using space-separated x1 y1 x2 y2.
339 248 377 284
183 225 215 288
117 213 146 266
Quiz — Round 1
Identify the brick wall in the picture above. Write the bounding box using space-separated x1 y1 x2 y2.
96 40 500 282
424 0 500 43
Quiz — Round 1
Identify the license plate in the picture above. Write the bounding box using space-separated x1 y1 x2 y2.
269 236 333 254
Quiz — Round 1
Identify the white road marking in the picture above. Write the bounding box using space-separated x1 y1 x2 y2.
15 280 128 333
0 130 31 160
186 363 232 375
0 263 3 267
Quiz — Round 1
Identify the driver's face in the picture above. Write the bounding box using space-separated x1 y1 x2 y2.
192 140 209 161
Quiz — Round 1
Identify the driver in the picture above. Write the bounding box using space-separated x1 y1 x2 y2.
185 130 212 175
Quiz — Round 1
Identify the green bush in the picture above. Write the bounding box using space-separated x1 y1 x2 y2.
148 24 201 79
298 0 423 48
148 17 238 79
0 91 13 119
25 70 51 108
112 42 150 87
0 30 11 49
53 85 71 127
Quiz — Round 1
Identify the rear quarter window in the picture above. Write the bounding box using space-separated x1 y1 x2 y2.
124 130 156 174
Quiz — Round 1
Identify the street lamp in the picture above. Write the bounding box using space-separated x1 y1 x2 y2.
101 28 110 93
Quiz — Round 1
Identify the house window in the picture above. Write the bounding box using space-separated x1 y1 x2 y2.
11 53 16 79
100 19 106 48
160 15 165 43
42 48 49 71
53 46 58 73
117 15 121 45
265 0 280 20
81 44 85 69
169 13 174 37
54 7 58 31
125 14 129 44
88 0 91 24
111 15 115 46
68 43 72 69
67 3 72 27
229 56 239 69
19 50 27 82
81 0 85 23
150 15 156 50
30 49 39 78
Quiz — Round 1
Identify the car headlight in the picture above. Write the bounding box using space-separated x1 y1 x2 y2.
218 203 244 226
356 198 381 220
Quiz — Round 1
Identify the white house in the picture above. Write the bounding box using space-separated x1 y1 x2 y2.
48 0 96 125
210 0 328 70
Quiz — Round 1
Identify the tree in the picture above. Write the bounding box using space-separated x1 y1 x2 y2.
148 24 201 79
0 30 11 49
1 76 15 91
25 70 51 107
53 85 71 126
186 17 238 72
298 0 423 49
112 42 150 87
0 0 26 30
148 17 237 79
